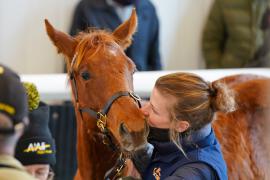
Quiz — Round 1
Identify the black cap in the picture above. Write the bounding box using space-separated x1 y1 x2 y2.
0 64 28 133
15 102 56 166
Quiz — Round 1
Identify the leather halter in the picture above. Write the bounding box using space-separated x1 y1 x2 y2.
69 53 142 179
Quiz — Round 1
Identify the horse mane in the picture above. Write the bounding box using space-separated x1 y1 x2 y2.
70 29 120 71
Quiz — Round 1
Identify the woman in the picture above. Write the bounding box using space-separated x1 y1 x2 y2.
131 72 235 180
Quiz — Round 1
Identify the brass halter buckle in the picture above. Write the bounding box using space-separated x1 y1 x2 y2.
97 112 107 132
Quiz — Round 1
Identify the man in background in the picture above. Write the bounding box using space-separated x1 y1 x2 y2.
0 64 35 180
202 0 270 68
70 0 162 71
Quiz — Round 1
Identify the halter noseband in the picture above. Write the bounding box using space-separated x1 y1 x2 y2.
69 54 142 179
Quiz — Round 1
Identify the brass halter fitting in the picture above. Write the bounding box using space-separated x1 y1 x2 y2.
96 112 107 132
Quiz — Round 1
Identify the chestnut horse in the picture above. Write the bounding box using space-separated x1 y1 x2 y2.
45 10 148 180
45 8 270 179
213 75 270 179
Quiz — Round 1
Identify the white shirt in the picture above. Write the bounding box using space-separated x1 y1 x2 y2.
106 0 134 22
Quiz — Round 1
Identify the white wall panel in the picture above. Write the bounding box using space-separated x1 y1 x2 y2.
0 0 214 73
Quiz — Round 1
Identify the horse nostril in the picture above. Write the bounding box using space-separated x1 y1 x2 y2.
119 122 129 136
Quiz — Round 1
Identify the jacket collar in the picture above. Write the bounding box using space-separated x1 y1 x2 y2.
182 124 212 146
151 124 212 159
0 155 25 171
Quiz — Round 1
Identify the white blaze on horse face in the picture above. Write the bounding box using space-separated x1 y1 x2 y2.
107 46 118 57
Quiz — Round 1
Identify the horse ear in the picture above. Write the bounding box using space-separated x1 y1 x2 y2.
112 8 137 50
44 19 77 61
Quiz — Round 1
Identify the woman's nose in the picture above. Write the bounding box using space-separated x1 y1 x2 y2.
140 101 150 116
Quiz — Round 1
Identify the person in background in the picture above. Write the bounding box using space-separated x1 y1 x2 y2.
0 64 35 180
69 0 162 71
15 83 56 180
253 6 270 67
125 72 236 179
202 0 270 68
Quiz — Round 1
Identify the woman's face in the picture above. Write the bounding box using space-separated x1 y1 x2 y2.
25 164 50 180
141 87 175 129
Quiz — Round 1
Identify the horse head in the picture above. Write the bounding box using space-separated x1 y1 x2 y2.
45 9 148 155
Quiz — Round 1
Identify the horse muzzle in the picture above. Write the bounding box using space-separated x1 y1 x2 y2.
119 121 149 152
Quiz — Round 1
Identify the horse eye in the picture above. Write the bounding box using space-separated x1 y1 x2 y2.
81 71 90 80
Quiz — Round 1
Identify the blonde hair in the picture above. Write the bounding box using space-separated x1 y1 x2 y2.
155 72 236 152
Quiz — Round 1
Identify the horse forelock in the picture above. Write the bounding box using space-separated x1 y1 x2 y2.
72 30 120 71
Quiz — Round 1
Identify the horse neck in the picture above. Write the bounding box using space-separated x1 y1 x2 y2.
75 112 118 180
